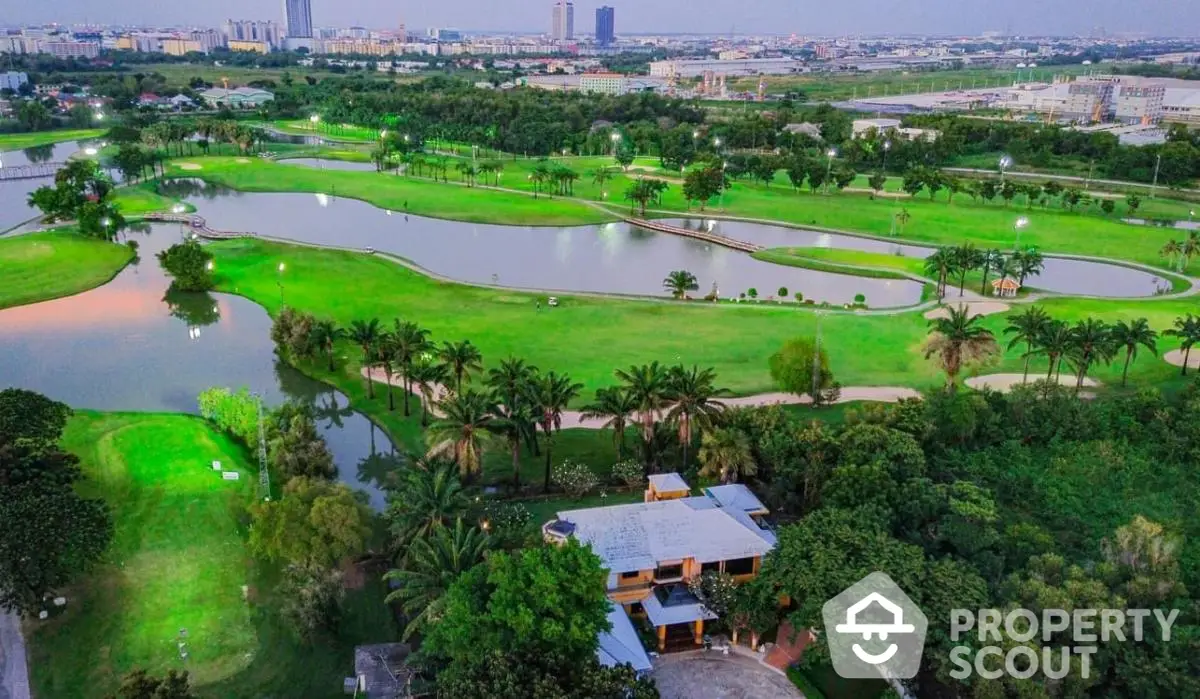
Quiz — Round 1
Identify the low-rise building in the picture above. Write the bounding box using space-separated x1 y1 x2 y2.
543 473 775 655
161 38 203 56
227 40 270 54
1163 88 1200 127
0 71 28 92
852 117 902 138
40 41 100 59
580 72 626 95
649 57 801 78
199 86 274 108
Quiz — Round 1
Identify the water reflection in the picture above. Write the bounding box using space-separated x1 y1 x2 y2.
23 144 56 164
0 222 397 508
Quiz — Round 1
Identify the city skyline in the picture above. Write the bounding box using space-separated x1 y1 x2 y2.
7 0 1199 37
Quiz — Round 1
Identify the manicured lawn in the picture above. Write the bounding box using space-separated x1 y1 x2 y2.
31 412 258 696
29 411 398 699
520 489 645 526
752 247 918 281
0 229 133 309
166 157 613 226
113 182 187 216
0 128 106 151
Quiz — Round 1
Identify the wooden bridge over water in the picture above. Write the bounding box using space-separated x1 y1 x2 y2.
0 162 67 181
625 218 763 253
142 213 254 239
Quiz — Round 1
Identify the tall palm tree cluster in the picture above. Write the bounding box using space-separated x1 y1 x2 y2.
1160 232 1199 272
923 243 1045 299
1002 306 1175 388
624 178 670 216
528 161 580 197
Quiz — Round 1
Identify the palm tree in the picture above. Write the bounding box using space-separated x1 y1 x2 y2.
427 389 498 482
698 428 756 484
1034 320 1074 381
923 247 955 299
978 249 1005 295
1003 306 1051 382
383 518 489 640
489 400 536 487
410 359 451 427
486 357 538 414
591 167 614 196
437 340 484 393
1066 318 1115 390
1012 249 1046 286
526 371 583 492
662 269 699 299
311 320 345 372
392 320 432 416
1182 232 1200 271
1161 239 1184 271
924 306 999 390
348 318 383 399
374 331 398 411
384 457 468 549
580 386 638 459
615 362 672 465
665 365 730 468
952 243 983 296
1165 314 1200 376
1110 318 1158 387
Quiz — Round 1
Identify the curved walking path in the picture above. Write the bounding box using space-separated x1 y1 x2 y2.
360 367 919 427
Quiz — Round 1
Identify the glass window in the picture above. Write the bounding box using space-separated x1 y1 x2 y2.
724 557 756 576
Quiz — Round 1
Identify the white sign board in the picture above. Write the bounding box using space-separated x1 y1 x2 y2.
221 471 240 481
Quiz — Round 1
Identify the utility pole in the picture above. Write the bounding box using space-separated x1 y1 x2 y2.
256 396 271 501
1150 153 1162 199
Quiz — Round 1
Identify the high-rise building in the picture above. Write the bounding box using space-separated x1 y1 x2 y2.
222 20 281 48
551 1 574 41
595 6 614 46
283 0 313 38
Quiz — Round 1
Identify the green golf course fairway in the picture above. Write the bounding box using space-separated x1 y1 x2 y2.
0 230 134 310
30 412 257 697
171 155 1187 270
0 128 106 151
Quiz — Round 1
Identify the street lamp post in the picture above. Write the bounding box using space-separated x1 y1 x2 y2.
719 160 728 212
277 262 286 305
998 154 1013 186
309 114 320 134
1013 216 1029 249
610 131 621 157
1150 153 1162 199
824 148 838 195
882 140 891 171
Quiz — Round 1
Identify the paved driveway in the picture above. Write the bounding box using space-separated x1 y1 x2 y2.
651 652 804 699
0 612 30 699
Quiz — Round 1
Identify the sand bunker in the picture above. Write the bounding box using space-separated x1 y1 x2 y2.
924 301 1010 320
965 373 1099 392
177 163 202 171
1163 349 1200 369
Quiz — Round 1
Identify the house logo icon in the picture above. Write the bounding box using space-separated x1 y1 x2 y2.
822 572 928 680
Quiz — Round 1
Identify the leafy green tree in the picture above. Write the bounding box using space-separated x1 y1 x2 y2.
1110 318 1158 387
767 337 833 403
196 387 259 445
423 538 611 664
105 669 197 699
156 240 214 291
277 563 345 642
268 408 336 482
867 171 887 196
15 100 51 130
384 518 490 640
438 650 659 699
1125 193 1141 213
924 306 999 389
0 388 71 448
248 477 372 567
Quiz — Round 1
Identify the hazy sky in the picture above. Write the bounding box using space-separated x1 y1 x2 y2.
13 0 1200 37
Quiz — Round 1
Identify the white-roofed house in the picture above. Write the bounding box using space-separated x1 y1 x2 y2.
543 473 775 655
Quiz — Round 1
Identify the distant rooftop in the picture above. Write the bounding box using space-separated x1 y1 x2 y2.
648 473 690 492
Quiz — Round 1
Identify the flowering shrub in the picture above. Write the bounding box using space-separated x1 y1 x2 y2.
553 459 600 498
611 459 645 487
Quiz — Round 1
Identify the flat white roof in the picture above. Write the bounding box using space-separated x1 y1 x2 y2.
648 473 690 492
703 484 766 514
557 497 774 573
642 586 718 626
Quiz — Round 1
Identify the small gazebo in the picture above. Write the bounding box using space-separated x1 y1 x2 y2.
991 277 1020 298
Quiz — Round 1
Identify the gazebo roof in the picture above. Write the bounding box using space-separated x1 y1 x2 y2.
991 278 1021 289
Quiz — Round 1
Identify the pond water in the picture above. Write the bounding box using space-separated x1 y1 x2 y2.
0 142 83 231
0 222 398 509
162 182 925 307
703 219 1174 298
